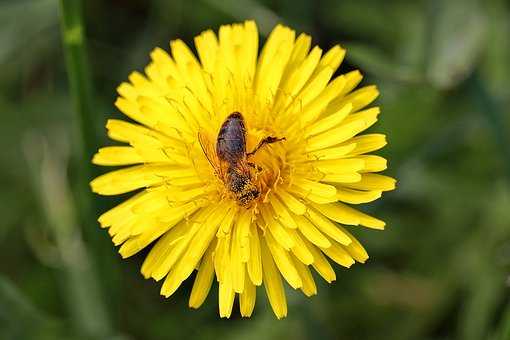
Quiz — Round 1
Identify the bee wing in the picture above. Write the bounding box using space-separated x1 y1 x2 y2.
198 130 223 177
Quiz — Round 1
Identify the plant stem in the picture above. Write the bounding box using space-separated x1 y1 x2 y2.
58 0 114 337
59 0 97 159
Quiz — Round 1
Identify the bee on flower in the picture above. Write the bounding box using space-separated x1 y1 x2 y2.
91 21 396 319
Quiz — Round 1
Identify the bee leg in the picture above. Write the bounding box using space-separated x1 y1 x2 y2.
247 136 286 157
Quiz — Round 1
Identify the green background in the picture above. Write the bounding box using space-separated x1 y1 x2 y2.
1 0 509 339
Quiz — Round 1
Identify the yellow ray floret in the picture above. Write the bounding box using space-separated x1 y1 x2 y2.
90 20 396 319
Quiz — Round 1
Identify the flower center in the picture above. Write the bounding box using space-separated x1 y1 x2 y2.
246 128 287 204
192 123 288 209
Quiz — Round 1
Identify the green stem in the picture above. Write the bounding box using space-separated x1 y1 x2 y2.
59 0 97 159
58 0 97 226
58 0 114 337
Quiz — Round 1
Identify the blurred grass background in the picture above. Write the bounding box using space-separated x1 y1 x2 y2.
1 0 510 339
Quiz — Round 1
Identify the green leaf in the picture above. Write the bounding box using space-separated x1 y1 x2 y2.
427 0 487 88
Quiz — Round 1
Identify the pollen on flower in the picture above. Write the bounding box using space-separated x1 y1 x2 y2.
90 20 396 319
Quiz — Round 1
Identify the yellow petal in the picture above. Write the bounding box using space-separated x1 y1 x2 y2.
305 209 352 245
189 241 216 308
231 212 247 293
265 231 302 289
290 178 337 198
344 174 396 191
336 70 363 98
147 206 211 280
293 214 331 248
120 202 203 259
128 71 160 97
305 103 353 137
285 66 335 117
311 202 385 229
346 134 387 156
288 184 339 204
286 229 314 265
137 95 193 134
268 193 298 228
236 209 252 263
275 46 322 113
194 29 219 74
91 164 197 196
217 206 238 236
170 39 201 74
98 190 151 228
336 188 382 204
219 279 235 318
92 146 144 166
342 107 380 128
275 189 307 215
298 74 347 125
116 81 137 101
358 155 387 172
312 158 365 174
239 271 256 317
291 256 317 297
305 120 366 152
160 268 183 298
115 87 158 128
286 33 312 71
279 33 311 88
260 206 294 250
261 240 288 319
320 240 355 268
299 143 357 162
164 186 211 203
302 237 336 283
255 25 295 116
214 234 231 283
149 47 182 84
247 224 262 285
140 220 187 279
332 85 379 113
218 21 258 95
173 202 230 283
313 45 345 79
105 119 176 147
337 226 369 263
321 172 362 184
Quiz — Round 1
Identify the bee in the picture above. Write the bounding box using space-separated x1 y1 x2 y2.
198 112 285 206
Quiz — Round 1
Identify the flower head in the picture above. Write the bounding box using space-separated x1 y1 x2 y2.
91 21 396 319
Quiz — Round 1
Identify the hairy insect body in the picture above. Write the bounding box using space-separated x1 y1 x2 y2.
225 167 260 206
198 112 285 207
216 112 246 164
217 112 260 206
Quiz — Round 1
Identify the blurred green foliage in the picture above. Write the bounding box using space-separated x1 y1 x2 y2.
1 0 509 339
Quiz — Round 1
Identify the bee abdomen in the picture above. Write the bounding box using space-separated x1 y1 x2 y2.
216 112 246 164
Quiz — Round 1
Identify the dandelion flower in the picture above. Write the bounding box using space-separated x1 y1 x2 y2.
91 21 396 319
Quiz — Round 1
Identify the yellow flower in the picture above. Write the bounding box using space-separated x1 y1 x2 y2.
91 21 396 319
